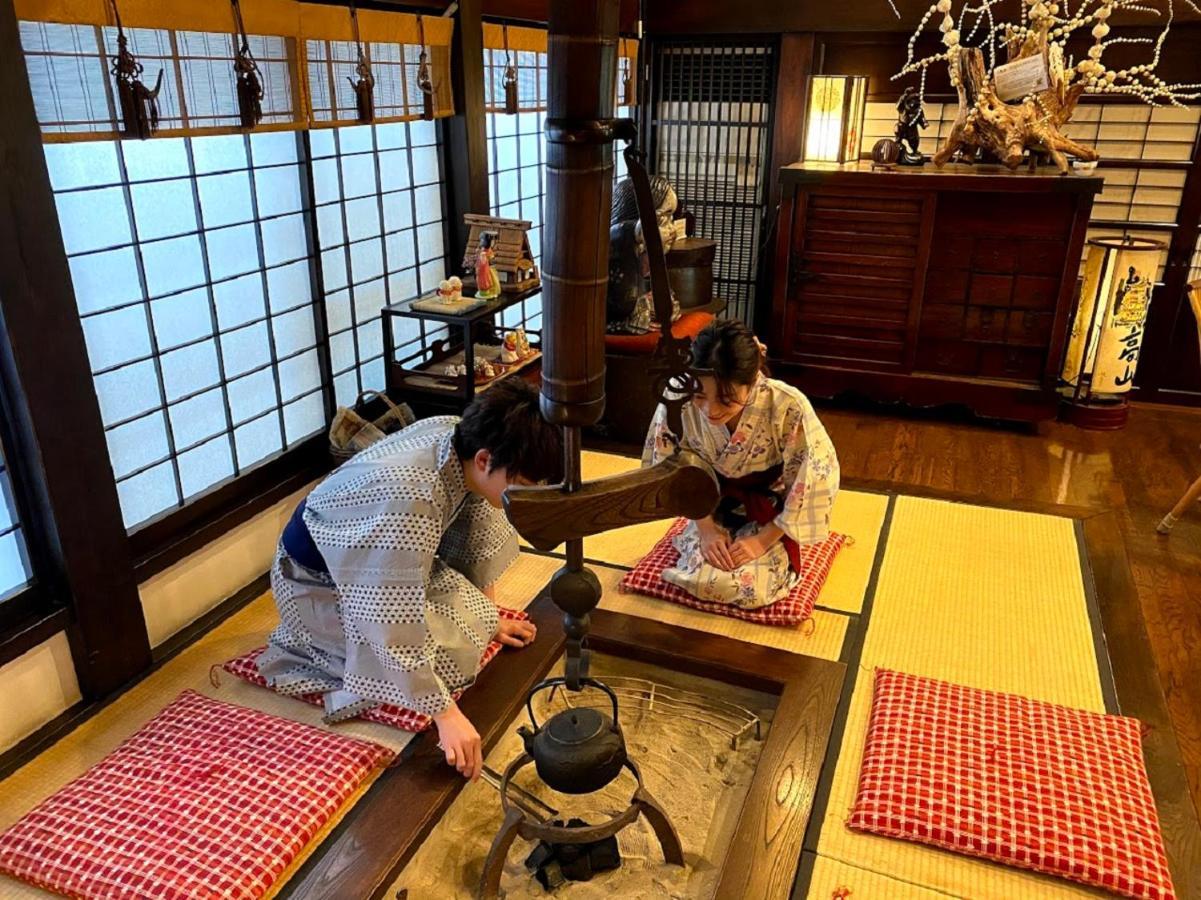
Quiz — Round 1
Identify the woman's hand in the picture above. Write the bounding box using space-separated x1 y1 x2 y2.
494 616 537 648
729 524 784 567
696 517 737 571
433 703 483 781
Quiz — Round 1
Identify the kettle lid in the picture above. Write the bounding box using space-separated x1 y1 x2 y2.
546 708 608 746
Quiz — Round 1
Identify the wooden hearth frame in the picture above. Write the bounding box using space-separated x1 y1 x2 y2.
280 591 845 900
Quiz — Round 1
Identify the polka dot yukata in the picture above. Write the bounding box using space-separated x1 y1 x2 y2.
259 417 517 722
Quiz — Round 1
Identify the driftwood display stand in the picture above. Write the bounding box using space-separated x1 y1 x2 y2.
935 44 1097 174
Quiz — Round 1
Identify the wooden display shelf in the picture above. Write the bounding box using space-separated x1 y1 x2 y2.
399 343 542 395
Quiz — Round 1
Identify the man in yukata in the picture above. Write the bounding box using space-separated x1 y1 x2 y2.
259 379 563 781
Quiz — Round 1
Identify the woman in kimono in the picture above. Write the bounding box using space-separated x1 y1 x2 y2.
259 379 562 781
642 319 839 608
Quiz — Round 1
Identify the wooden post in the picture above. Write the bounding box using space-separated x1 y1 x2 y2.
540 0 619 428
0 0 151 694
442 0 490 269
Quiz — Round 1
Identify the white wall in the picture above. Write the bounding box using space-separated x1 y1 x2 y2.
0 633 80 754
0 484 312 754
138 485 311 648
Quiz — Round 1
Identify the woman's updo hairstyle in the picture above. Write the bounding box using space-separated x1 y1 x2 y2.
690 319 769 404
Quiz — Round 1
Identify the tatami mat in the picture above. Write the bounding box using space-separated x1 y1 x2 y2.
807 854 960 899
593 563 849 662
523 450 885 618
814 496 1105 899
0 594 420 899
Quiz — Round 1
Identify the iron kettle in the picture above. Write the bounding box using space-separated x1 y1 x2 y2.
517 677 626 795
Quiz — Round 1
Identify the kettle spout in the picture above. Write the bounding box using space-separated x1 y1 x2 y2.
517 725 536 755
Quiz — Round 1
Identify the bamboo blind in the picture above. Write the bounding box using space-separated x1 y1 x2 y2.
15 0 456 140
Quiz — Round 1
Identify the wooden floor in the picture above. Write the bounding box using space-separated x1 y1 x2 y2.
816 401 1201 813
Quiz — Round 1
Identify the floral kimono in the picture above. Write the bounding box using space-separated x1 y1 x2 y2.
642 376 839 608
258 417 517 722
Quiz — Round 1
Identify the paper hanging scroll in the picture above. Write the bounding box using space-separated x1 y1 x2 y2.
1061 237 1162 395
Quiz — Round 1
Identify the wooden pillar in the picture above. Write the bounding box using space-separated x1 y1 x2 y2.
1139 126 1201 398
540 0 619 427
443 0 491 268
0 1 151 695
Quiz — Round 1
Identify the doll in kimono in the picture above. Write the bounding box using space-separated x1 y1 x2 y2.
475 232 501 299
642 319 839 609
259 379 562 781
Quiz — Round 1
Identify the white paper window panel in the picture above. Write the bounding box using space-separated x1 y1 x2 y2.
44 143 122 191
227 367 279 423
235 414 283 470
206 224 261 282
194 134 250 173
142 234 206 297
81 304 151 372
418 260 445 293
383 191 415 232
104 412 171 481
134 177 201 241
284 392 326 444
350 237 386 283
213 273 266 331
359 357 385 393
178 436 235 500
346 198 383 244
251 132 300 167
261 214 308 267
322 247 349 292
386 229 419 273
222 322 273 377
388 269 420 303
341 153 379 200
316 202 347 249
329 329 358 374
160 339 220 402
94 360 161 426
279 350 323 402
357 323 384 361
116 461 179 530
0 471 19 532
414 184 443 226
0 537 29 597
274 306 319 358
151 288 212 351
333 369 359 407
197 172 254 229
267 261 313 312
69 247 142 315
168 387 228 449
354 279 388 324
55 186 131 254
1063 104 1200 161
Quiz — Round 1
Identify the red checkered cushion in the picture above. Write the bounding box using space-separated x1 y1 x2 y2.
848 669 1176 900
617 518 846 627
0 690 392 900
223 607 529 732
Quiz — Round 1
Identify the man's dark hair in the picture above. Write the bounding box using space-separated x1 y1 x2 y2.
453 378 563 484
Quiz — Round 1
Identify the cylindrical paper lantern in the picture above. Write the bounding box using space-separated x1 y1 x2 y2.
1060 236 1163 429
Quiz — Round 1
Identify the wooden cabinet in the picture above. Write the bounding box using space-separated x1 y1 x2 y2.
770 162 1102 421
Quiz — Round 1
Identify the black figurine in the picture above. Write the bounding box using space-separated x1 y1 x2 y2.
895 87 928 166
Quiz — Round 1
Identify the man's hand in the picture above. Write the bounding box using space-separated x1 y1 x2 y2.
494 616 537 648
433 703 483 781
696 517 737 571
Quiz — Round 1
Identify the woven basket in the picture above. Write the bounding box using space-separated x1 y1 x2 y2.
329 390 415 461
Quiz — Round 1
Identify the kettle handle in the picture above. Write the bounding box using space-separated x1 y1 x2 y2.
525 677 621 731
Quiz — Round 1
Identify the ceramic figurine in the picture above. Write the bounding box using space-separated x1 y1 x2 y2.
895 87 928 166
500 331 521 365
473 358 495 382
447 275 463 302
475 233 501 300
514 326 531 359
437 279 455 303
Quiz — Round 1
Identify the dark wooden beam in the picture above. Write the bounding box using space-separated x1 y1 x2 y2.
482 0 640 32
0 0 151 695
443 0 490 268
645 0 1200 33
1139 110 1201 399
